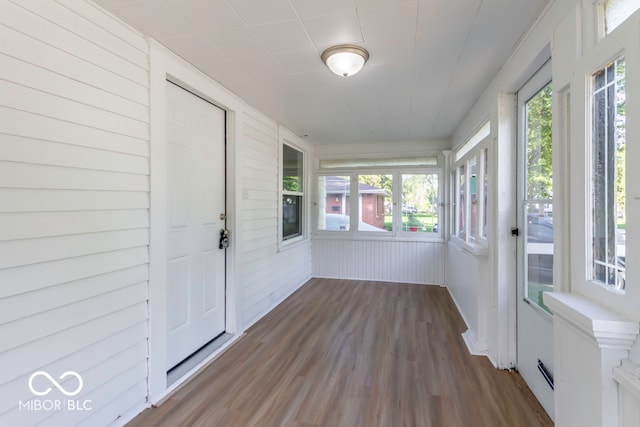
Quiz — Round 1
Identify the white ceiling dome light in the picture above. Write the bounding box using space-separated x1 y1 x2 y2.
321 45 369 77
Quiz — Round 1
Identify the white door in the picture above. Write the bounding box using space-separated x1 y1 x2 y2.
516 61 555 418
166 81 226 370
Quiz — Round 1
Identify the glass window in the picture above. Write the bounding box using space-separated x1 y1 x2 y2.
283 144 303 192
526 83 554 201
458 165 466 240
469 156 479 240
482 148 489 238
451 170 457 236
605 0 640 34
453 147 490 244
358 175 392 232
523 80 554 312
317 176 350 232
591 56 626 290
401 174 439 233
282 144 304 241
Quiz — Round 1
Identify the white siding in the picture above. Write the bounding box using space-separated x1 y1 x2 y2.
0 1 149 426
312 239 444 285
237 109 312 329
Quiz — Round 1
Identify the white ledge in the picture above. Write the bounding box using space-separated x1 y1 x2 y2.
544 292 639 350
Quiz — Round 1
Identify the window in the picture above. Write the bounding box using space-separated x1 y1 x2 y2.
604 0 640 34
523 80 553 311
457 164 466 240
315 169 441 238
317 175 350 232
482 148 489 238
358 175 392 232
453 125 491 245
591 55 626 290
401 174 439 233
469 156 479 240
282 144 304 241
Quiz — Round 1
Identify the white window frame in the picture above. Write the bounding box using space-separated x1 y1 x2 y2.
565 0 638 315
588 54 626 293
314 167 443 241
279 138 307 247
452 123 491 249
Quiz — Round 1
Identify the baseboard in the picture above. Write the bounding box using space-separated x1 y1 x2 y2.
461 330 489 356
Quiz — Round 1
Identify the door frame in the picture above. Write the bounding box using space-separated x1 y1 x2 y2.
147 40 240 404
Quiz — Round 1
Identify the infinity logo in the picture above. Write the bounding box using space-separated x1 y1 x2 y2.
28 371 83 397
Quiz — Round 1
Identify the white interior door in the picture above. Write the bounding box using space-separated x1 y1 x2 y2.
516 61 555 419
166 81 226 370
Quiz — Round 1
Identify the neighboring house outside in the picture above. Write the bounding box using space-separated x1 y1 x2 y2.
324 176 389 230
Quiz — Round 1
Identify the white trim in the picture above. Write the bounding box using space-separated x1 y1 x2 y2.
147 40 242 403
147 333 245 408
544 292 639 349
455 120 491 162
279 125 309 250
462 330 489 357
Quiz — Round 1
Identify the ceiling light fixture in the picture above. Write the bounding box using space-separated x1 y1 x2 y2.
321 45 369 77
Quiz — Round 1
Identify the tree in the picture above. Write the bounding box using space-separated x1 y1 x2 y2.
526 83 553 200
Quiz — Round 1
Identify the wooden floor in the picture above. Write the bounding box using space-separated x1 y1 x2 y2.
129 279 552 427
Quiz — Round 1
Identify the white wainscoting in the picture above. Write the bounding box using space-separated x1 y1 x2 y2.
446 241 490 356
312 238 445 285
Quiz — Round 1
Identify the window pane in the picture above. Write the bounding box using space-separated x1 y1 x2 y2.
526 82 553 200
482 148 489 238
458 165 466 239
469 157 479 240
317 176 350 231
401 174 439 233
525 202 554 313
283 144 303 192
358 175 392 232
282 195 301 240
605 0 640 34
451 171 457 236
592 56 625 290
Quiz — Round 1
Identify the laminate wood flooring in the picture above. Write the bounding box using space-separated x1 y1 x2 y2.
128 278 553 427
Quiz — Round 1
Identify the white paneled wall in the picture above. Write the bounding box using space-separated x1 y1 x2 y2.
446 242 490 356
614 360 640 427
312 239 444 285
0 0 149 426
237 110 312 329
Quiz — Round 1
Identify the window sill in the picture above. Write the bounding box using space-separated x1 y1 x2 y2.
279 236 309 252
543 292 639 347
450 236 489 257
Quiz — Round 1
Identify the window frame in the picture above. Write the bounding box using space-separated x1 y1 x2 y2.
314 166 443 241
588 54 626 293
451 127 491 249
279 140 307 247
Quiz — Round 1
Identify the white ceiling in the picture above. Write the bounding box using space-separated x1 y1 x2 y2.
95 0 550 145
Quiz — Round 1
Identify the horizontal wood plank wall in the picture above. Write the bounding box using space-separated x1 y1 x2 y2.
238 108 312 330
0 1 149 426
312 239 445 285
